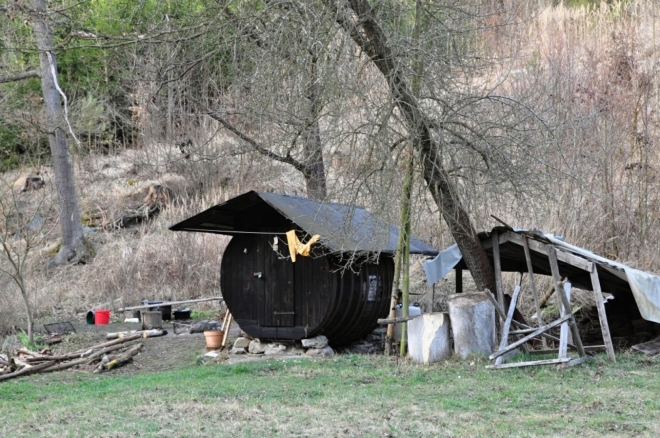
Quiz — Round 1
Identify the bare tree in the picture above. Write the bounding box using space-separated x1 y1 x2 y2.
0 178 56 344
30 0 86 266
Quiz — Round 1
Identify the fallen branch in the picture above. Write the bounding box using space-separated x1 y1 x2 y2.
0 360 57 382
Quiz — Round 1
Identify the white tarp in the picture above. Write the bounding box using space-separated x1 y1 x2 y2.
544 234 660 324
425 231 660 323
422 244 462 286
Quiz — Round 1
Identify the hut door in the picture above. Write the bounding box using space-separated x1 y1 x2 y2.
259 236 295 327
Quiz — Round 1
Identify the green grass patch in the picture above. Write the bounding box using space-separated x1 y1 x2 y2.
1 353 658 437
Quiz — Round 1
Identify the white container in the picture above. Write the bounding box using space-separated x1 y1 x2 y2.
394 306 422 342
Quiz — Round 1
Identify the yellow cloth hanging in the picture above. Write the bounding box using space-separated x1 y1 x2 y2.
285 230 320 262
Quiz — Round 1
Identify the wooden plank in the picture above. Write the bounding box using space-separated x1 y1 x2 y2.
489 314 572 360
281 253 295 327
564 356 594 368
495 285 522 366
492 233 505 322
547 247 586 358
487 357 570 369
262 235 274 326
456 269 463 293
558 282 571 358
527 345 605 355
522 235 546 348
255 235 266 324
590 264 616 362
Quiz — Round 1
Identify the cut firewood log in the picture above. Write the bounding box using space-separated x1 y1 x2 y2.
105 329 166 340
97 344 143 373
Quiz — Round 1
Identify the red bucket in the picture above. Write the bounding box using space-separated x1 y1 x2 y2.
95 309 110 325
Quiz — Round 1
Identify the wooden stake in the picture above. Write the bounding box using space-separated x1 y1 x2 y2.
221 313 232 349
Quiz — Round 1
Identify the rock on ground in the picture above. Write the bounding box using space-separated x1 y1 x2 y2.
301 335 328 349
305 346 335 356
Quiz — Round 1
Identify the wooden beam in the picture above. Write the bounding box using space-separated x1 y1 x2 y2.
487 357 571 369
498 231 593 272
495 285 521 366
492 233 505 322
378 315 418 324
547 247 586 358
590 264 616 362
118 297 223 312
522 235 546 348
489 314 572 360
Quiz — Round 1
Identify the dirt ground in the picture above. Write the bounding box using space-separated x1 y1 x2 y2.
26 316 244 377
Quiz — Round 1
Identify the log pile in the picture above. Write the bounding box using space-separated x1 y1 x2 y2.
0 334 143 382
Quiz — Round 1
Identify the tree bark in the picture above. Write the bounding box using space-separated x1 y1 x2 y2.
31 0 86 267
301 52 328 201
324 0 495 291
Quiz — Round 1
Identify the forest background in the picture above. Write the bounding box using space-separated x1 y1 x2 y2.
0 0 659 338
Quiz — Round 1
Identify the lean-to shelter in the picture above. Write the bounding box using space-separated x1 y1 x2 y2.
170 190 438 345
426 226 660 358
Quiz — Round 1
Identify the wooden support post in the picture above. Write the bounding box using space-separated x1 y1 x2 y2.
492 233 505 323
522 235 546 348
590 264 616 362
495 285 521 366
456 269 463 293
547 247 586 358
558 282 571 358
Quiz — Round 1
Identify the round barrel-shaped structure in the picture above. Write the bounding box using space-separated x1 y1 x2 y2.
220 234 393 346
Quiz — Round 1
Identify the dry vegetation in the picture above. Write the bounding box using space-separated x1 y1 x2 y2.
1 0 660 336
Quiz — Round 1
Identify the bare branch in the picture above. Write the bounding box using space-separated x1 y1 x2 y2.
0 70 40 83
206 111 307 173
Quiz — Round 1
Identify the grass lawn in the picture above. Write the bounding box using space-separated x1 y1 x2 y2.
1 353 658 437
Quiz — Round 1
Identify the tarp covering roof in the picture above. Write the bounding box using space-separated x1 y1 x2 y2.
426 227 660 323
170 190 438 256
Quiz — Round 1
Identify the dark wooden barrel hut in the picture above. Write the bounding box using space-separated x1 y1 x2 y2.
170 191 438 346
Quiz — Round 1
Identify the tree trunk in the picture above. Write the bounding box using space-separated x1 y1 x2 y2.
31 0 86 267
302 52 328 201
324 0 496 291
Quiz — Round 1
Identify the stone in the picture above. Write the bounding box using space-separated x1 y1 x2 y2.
190 320 221 334
301 335 328 349
305 346 335 356
233 337 251 349
231 347 247 355
264 343 287 355
248 340 268 354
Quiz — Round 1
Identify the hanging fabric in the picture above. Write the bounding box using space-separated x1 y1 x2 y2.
285 230 320 262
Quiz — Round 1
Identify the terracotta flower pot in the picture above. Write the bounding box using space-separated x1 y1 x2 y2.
204 330 224 350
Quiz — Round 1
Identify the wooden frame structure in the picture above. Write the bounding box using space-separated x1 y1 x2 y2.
455 229 617 368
